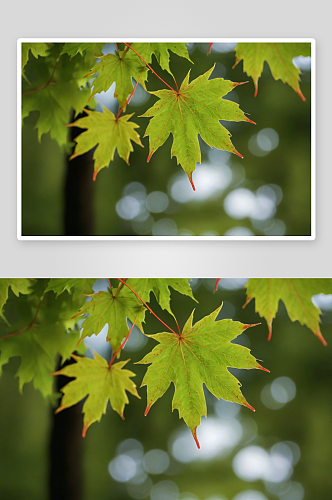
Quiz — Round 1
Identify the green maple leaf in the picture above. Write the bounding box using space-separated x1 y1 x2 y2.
89 49 148 108
45 278 95 299
126 278 197 317
245 278 332 345
233 42 311 100
22 42 49 72
141 65 254 189
138 305 267 447
78 287 145 353
67 107 143 180
54 353 140 437
0 322 80 398
131 42 192 75
60 43 105 62
0 279 32 320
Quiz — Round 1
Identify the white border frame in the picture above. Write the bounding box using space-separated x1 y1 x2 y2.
17 38 316 241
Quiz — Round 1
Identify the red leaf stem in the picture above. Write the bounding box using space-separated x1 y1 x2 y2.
108 308 142 368
22 59 60 96
123 43 177 94
122 42 132 58
116 278 179 337
0 296 44 340
107 278 114 296
115 69 144 121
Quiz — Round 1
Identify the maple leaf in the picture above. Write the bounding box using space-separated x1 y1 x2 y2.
67 107 143 180
60 42 105 62
0 279 32 320
126 278 197 317
141 65 255 189
45 278 95 299
22 42 49 72
244 278 332 345
131 42 192 75
54 353 140 437
0 323 80 398
78 287 145 353
138 305 267 447
233 42 311 100
89 49 148 108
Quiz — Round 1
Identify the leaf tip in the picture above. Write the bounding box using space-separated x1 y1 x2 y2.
82 423 89 438
232 81 249 88
254 79 259 98
147 150 154 163
245 117 256 125
188 173 196 191
295 87 306 102
245 402 255 412
267 321 273 341
315 330 328 346
232 59 240 70
93 170 98 182
258 364 270 373
242 296 252 309
144 402 152 416
54 405 65 415
192 427 200 449
242 322 261 331
207 43 213 55
233 150 244 159
214 278 221 292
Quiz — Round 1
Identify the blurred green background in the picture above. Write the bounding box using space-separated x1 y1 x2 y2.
21 43 312 237
1 278 331 500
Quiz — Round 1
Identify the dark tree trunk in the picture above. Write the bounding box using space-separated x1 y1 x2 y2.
64 111 95 236
49 115 95 498
49 357 84 500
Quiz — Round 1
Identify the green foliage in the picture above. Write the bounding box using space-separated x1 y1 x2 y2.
22 42 49 72
68 108 143 179
44 278 95 298
54 354 140 436
60 42 105 61
138 306 265 446
234 42 311 100
0 278 32 317
130 42 192 75
22 48 93 149
141 66 254 188
125 278 197 317
245 278 332 344
22 41 309 190
1 278 329 443
78 286 145 352
89 49 148 107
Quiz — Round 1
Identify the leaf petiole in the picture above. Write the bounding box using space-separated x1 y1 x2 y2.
123 43 177 94
116 278 179 337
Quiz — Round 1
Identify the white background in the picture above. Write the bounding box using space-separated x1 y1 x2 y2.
2 0 331 277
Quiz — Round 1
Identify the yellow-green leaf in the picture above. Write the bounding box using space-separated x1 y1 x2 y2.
245 278 332 344
138 305 267 447
68 107 143 180
54 353 140 436
234 42 311 100
141 66 254 189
